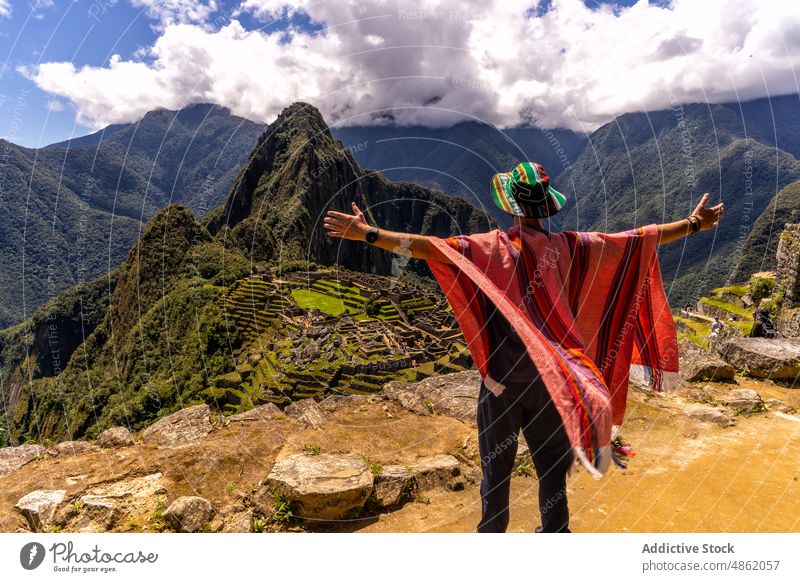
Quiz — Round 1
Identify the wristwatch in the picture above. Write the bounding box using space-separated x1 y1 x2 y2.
365 227 379 244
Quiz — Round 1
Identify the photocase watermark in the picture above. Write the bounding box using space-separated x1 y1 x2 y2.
519 105 573 174
20 540 158 573
481 432 518 466
397 9 473 22
88 0 119 22
299 141 368 197
736 147 754 253
664 83 698 193
599 271 651 374
445 73 493 96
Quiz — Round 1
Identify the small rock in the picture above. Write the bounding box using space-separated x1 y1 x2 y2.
373 466 413 508
686 404 735 427
15 489 67 532
410 454 462 491
221 510 254 533
718 388 763 413
97 427 134 448
139 404 213 447
0 444 48 476
284 399 327 428
162 496 214 533
75 496 119 532
264 453 373 521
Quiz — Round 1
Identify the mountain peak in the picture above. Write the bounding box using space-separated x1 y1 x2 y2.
268 101 333 142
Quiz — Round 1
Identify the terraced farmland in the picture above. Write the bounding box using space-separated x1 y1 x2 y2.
204 269 472 414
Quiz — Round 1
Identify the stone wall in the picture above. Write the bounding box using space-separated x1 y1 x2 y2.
775 223 800 306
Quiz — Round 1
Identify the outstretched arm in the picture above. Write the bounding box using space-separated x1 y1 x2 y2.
656 193 724 246
323 202 454 264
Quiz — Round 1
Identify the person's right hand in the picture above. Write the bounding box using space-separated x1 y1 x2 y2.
323 202 371 241
691 193 724 231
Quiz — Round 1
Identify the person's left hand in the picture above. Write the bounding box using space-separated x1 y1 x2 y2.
691 193 724 230
323 202 371 241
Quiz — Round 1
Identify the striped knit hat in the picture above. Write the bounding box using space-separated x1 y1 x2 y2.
490 161 566 218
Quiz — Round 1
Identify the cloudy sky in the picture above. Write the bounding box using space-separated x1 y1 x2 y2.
1 0 798 146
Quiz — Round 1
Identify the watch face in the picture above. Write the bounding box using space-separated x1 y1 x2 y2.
366 229 378 243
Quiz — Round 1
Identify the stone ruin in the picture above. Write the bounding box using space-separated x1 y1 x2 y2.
774 223 800 337
775 223 800 306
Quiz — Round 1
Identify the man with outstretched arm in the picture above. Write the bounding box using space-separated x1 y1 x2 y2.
323 161 723 533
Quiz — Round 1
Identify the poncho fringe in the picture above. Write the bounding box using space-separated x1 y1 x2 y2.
425 223 680 479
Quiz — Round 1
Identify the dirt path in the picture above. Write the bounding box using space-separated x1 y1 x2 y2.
359 385 800 533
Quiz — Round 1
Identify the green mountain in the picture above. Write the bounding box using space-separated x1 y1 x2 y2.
205 102 494 274
730 180 800 283
552 94 800 305
0 102 490 445
0 104 265 329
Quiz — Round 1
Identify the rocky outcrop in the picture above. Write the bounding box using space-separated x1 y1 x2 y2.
162 496 215 533
284 398 327 428
226 403 282 423
15 490 67 532
97 426 135 448
718 388 764 413
685 404 736 427
678 339 736 382
139 404 213 447
54 473 167 533
410 454 464 492
373 466 414 508
263 453 374 521
52 441 98 456
383 371 480 424
0 444 49 476
718 338 800 381
775 223 800 305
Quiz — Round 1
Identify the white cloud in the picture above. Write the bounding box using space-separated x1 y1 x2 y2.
130 0 219 28
25 0 800 132
46 99 64 111
0 0 11 18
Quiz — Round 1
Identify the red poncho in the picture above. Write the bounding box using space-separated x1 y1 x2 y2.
425 223 680 478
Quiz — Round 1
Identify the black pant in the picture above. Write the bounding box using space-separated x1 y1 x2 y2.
476 377 574 533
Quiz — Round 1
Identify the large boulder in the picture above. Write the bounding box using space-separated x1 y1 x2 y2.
382 371 480 424
139 404 213 446
55 473 167 533
162 496 214 532
678 339 736 382
15 489 67 532
0 444 48 476
263 453 374 520
97 426 134 448
718 338 800 381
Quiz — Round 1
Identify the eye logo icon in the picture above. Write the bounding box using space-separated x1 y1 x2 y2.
20 542 46 570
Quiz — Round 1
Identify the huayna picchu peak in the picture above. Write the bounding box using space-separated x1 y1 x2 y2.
206 101 494 275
